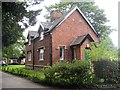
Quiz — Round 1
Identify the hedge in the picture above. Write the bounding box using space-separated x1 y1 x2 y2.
1 66 45 83
93 60 119 84
43 60 95 88
1 60 120 89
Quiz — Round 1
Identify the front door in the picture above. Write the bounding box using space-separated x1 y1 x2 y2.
85 48 90 61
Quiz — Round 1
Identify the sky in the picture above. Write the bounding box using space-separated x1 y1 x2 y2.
23 0 119 47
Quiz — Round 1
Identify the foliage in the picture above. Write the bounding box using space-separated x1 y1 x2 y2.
118 61 120 83
2 2 26 47
1 65 45 83
43 60 94 88
44 1 114 38
5 65 25 68
2 1 42 47
2 36 26 59
89 37 118 61
93 60 119 84
1 61 120 88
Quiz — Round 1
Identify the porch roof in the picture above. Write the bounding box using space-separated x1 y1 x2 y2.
70 34 94 47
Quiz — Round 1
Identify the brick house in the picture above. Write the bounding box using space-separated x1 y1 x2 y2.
25 6 99 69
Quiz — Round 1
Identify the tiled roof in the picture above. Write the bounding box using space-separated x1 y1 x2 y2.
70 34 94 46
41 22 52 29
46 13 67 33
42 6 98 36
28 6 98 40
27 31 38 39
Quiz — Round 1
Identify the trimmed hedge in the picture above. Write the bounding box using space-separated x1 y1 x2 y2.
2 66 45 83
43 60 95 88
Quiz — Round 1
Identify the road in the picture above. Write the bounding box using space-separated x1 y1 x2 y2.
0 71 51 88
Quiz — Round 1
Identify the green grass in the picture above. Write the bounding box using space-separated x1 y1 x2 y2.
1 64 45 83
7 65 25 69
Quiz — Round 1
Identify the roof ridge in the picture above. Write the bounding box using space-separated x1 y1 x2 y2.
44 6 98 37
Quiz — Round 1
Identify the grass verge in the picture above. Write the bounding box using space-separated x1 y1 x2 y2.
1 65 45 84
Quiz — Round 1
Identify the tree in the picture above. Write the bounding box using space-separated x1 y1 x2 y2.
89 37 118 61
2 1 42 59
44 1 114 39
2 36 26 59
2 1 42 47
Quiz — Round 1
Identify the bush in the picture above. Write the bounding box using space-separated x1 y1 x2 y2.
43 60 94 88
118 61 120 83
93 60 119 84
2 66 45 83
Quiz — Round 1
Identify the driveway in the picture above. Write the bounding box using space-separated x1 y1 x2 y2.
0 71 51 88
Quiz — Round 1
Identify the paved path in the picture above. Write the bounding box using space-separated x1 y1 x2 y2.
0 71 51 88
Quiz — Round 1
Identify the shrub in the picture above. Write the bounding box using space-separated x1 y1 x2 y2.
43 60 94 88
93 60 119 84
2 65 45 83
118 61 120 83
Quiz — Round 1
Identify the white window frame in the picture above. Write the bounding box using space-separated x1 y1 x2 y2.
40 32 44 40
28 52 31 61
60 47 64 60
39 48 44 61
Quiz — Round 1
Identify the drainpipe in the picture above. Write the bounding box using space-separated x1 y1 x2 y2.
50 33 52 66
32 37 35 70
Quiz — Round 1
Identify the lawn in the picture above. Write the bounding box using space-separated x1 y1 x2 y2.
7 65 25 69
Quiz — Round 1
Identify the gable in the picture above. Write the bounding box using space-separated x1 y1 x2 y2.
55 6 98 36
46 6 98 37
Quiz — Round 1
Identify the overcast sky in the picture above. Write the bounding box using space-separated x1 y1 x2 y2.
23 0 119 47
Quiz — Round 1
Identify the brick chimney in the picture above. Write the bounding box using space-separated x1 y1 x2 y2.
50 10 63 22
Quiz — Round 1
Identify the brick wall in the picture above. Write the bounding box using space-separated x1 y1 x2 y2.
25 41 33 65
25 9 99 68
25 34 51 68
52 10 99 63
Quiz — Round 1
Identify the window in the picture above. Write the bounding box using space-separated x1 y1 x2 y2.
39 48 44 61
28 52 31 61
40 32 44 40
73 47 76 60
60 47 64 60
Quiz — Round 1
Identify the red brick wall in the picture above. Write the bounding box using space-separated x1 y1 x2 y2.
25 9 100 67
25 41 33 65
33 34 51 66
52 10 99 63
25 34 51 67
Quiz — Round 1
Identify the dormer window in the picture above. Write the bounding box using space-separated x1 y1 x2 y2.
40 32 44 40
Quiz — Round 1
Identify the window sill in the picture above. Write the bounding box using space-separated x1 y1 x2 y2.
39 59 44 61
